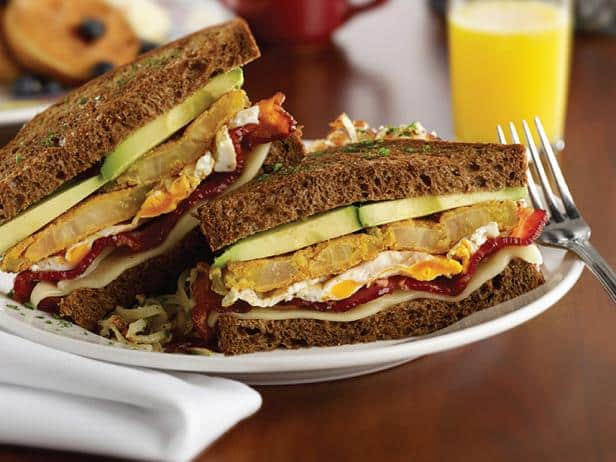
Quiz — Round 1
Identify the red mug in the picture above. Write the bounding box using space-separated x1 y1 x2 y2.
220 0 389 45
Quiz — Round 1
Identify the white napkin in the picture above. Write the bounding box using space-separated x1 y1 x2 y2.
0 331 261 462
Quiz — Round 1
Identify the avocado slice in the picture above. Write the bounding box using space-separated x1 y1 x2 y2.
358 186 528 227
213 206 362 267
101 68 244 180
0 175 106 254
0 68 244 255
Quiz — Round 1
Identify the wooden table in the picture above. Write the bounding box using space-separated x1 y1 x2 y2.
2 2 615 461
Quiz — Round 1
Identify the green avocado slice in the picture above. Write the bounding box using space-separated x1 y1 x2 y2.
213 206 362 268
357 187 528 227
101 68 244 180
0 176 106 255
0 68 244 255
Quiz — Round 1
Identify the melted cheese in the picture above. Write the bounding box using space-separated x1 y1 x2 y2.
30 143 271 307
208 244 542 326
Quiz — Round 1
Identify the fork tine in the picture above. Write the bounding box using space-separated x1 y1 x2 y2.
534 117 580 218
497 124 506 144
521 120 564 221
508 122 545 211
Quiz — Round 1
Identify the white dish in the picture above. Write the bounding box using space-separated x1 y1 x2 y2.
0 245 583 385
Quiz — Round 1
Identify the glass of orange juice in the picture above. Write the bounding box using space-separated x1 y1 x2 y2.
448 0 572 147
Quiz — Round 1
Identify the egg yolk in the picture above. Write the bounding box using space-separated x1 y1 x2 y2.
402 258 463 281
64 241 93 266
329 280 361 299
138 173 198 219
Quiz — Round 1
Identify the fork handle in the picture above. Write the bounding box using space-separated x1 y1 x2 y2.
568 241 616 303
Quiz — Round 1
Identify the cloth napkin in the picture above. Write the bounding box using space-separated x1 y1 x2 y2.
0 331 261 462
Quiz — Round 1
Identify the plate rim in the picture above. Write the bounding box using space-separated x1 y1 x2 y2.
0 249 584 374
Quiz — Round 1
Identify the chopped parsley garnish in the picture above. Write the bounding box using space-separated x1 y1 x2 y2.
23 302 34 310
271 162 283 172
6 304 18 309
404 147 418 153
40 132 60 147
422 144 433 152
257 163 317 181
377 147 391 157
384 122 420 138
78 96 88 105
15 153 23 164
36 315 45 319
45 320 53 325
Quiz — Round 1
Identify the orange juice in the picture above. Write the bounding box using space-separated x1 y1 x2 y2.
448 1 571 143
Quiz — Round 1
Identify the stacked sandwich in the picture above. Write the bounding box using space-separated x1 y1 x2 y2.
0 19 304 329
191 128 547 354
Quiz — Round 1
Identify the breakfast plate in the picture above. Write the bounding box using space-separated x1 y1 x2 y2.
0 245 584 385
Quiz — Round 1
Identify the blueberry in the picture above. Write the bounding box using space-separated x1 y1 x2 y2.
43 80 64 96
139 40 159 54
76 18 106 42
11 75 44 98
91 61 114 77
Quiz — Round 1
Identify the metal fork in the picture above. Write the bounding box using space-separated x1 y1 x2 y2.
497 117 616 303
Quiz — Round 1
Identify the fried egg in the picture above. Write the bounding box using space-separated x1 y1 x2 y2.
222 250 464 308
222 222 503 308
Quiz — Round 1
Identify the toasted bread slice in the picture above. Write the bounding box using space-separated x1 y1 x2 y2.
215 258 544 355
198 140 527 251
0 18 259 225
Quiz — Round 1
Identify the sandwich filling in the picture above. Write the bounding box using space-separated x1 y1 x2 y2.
8 91 296 309
187 201 546 341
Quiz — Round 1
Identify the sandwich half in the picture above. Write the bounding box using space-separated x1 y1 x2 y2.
0 19 303 329
192 122 547 354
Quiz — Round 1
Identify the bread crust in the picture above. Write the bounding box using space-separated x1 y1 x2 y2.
0 19 260 224
198 140 527 251
215 258 544 355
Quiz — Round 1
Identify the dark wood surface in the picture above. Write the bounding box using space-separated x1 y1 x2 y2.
1 2 615 461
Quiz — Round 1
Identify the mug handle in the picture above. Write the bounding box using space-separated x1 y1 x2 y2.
343 0 389 22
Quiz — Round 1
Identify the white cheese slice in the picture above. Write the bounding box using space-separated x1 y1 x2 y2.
208 244 542 326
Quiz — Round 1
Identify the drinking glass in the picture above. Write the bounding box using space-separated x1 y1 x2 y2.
448 0 572 148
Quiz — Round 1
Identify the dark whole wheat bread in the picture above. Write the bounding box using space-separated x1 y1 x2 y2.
0 19 259 225
57 138 306 329
215 259 544 355
260 128 304 170
198 140 527 251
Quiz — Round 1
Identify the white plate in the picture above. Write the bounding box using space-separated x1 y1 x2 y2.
0 0 232 126
0 246 583 384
